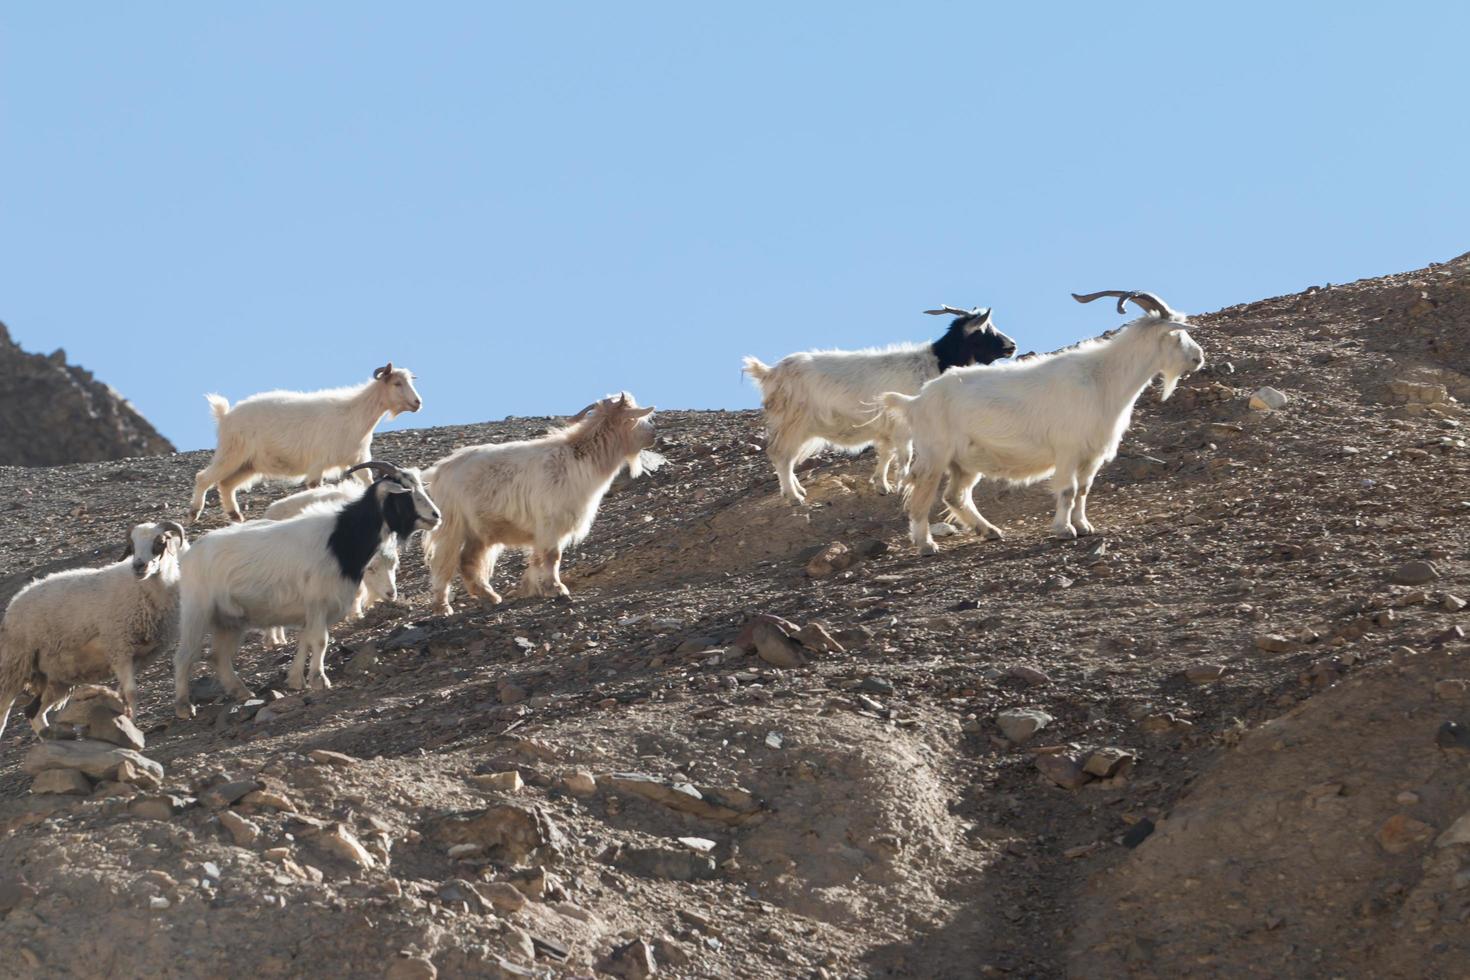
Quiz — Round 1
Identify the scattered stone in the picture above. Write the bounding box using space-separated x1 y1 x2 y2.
606 939 658 980
1120 818 1155 849
428 804 565 864
241 789 294 810
1445 594 1468 612
471 771 524 793
1390 561 1440 585
200 779 264 810
129 794 192 820
52 685 128 722
385 955 437 980
477 880 527 913
1254 634 1294 653
604 773 760 825
1083 747 1136 779
308 749 359 767
805 541 854 578
1435 680 1470 702
217 810 260 847
858 676 894 695
751 620 807 669
678 836 717 853
318 824 375 870
1249 386 1288 411
1436 721 1470 754
793 622 844 653
929 522 958 538
1397 791 1421 806
499 683 529 705
1035 753 1090 790
1384 380 1447 405
1004 666 1051 687
1139 713 1194 734
559 771 597 796
996 708 1053 743
1184 663 1227 684
616 845 717 881
30 768 93 796
21 741 163 784
1376 813 1434 854
1436 813 1470 848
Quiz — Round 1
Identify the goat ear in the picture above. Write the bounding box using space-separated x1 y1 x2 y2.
627 405 655 419
373 362 393 380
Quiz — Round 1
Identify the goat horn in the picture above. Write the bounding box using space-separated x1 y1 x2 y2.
1072 290 1175 318
159 521 187 542
924 305 980 317
567 402 600 422
346 461 403 480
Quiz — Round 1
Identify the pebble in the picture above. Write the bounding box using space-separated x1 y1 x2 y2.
996 709 1053 743
1376 813 1434 854
1254 634 1294 653
470 771 524 793
752 620 807 669
606 939 658 980
1035 753 1090 790
477 880 527 912
1004 666 1051 687
1249 386 1288 411
1082 747 1135 778
1444 594 1467 612
929 522 958 537
307 749 359 767
1436 813 1470 848
319 824 375 869
1184 664 1227 684
219 810 261 847
1390 560 1440 585
30 769 93 796
559 770 597 796
385 955 437 980
1436 721 1470 754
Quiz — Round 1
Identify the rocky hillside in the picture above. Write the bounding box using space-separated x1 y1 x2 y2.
0 321 174 466
0 255 1467 979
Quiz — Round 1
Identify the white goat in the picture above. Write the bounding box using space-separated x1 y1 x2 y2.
882 291 1204 554
742 307 1016 503
422 392 656 614
189 362 422 522
0 522 187 739
173 462 439 718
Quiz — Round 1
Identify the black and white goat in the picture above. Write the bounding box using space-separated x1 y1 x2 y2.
173 461 439 718
189 362 423 522
742 307 1016 503
883 291 1204 554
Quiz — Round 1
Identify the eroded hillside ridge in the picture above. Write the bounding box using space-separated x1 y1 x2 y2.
0 320 174 466
0 254 1466 979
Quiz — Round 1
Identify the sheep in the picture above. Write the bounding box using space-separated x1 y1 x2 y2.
263 537 399 646
173 461 440 718
0 522 188 740
189 362 423 523
421 392 656 614
882 290 1204 554
742 306 1017 503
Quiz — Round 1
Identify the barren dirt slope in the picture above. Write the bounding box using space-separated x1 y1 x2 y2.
1 255 1468 979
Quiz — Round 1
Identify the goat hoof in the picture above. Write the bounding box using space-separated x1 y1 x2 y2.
985 528 1006 541
1052 526 1078 540
226 511 245 523
286 672 306 691
1073 521 1095 536
917 542 938 557
174 702 195 721
308 674 331 692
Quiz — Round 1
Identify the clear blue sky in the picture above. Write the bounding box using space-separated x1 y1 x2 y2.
3 4 1467 451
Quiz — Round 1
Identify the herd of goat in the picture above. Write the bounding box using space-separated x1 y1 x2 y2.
0 289 1202 740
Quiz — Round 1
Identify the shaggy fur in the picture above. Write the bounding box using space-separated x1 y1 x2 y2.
742 312 1016 503
422 393 656 614
884 303 1204 554
189 363 422 522
0 522 187 740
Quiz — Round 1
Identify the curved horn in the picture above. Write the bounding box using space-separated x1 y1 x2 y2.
1072 290 1175 318
345 460 403 480
567 401 601 422
159 521 187 543
924 304 982 318
373 362 394 380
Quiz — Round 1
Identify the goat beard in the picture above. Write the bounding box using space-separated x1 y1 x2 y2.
1158 371 1182 402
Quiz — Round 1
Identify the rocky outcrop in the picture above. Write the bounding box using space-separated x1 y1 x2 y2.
0 320 174 466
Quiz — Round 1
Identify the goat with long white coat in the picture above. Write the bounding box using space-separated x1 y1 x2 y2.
173 461 439 718
882 291 1204 554
742 307 1017 503
422 393 655 614
0 522 188 740
189 362 422 522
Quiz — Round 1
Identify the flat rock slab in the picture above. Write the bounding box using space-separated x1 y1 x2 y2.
21 741 163 783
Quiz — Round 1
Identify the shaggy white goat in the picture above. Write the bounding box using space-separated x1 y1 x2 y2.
882 291 1204 554
742 307 1016 503
173 462 439 718
189 362 422 522
422 392 656 613
0 522 187 739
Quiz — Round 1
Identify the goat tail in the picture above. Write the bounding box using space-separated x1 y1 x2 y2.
204 394 231 426
741 356 772 386
878 391 916 425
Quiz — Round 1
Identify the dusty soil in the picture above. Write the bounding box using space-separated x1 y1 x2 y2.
1 254 1468 978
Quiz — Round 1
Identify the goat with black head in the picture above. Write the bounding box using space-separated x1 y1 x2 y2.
173 460 439 716
742 305 1017 503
